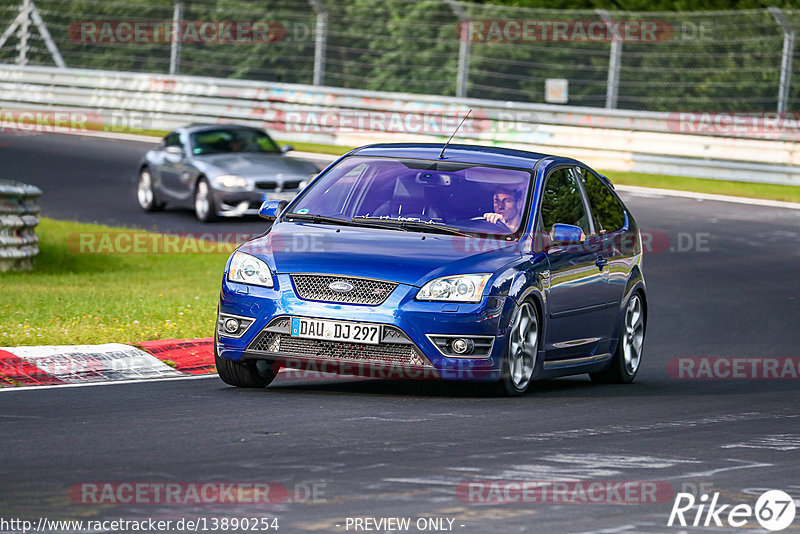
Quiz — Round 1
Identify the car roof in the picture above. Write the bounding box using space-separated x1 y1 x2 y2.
347 143 582 170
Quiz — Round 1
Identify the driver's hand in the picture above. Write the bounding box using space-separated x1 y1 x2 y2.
483 212 505 225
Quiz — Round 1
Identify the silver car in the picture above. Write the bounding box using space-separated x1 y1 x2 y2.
136 124 320 221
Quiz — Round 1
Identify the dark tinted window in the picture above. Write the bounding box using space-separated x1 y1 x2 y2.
189 128 280 155
576 168 625 233
164 132 182 148
540 169 589 232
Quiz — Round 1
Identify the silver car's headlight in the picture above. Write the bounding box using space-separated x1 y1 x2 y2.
227 251 273 287
416 274 491 303
213 174 249 189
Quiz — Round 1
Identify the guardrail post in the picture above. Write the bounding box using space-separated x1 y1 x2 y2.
169 0 183 75
0 0 65 67
15 0 31 66
0 180 41 272
308 0 327 86
444 0 470 98
769 7 794 114
597 9 621 109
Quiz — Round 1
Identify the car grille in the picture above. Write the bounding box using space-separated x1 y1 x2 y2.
291 275 397 306
255 180 302 191
246 317 432 368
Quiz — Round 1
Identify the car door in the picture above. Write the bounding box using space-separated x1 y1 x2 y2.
574 166 632 346
538 167 610 361
158 132 192 200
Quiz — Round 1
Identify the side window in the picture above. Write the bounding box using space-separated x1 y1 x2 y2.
540 169 589 233
576 168 625 233
164 133 183 148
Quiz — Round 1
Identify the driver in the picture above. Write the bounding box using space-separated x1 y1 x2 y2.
228 138 244 152
483 187 522 230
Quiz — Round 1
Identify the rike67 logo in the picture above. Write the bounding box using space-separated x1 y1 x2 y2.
668 490 796 531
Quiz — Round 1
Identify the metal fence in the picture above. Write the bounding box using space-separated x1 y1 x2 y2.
2 0 800 113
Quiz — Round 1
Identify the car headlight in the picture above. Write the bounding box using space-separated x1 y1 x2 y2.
227 251 273 287
213 174 249 189
416 274 491 303
299 173 317 190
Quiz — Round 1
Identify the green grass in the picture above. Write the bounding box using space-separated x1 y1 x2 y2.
600 171 800 203
285 141 354 156
0 218 230 346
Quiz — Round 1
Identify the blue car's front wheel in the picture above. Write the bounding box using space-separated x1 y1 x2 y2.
215 334 276 388
497 301 539 396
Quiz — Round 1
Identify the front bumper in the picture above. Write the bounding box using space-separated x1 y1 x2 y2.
217 274 518 381
212 190 300 217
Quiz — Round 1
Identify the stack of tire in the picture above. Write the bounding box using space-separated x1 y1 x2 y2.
0 180 41 272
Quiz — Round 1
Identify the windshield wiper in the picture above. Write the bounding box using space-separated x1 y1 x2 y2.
352 217 477 237
282 212 354 226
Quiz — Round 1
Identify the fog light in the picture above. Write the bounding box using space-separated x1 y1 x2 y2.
224 318 240 334
451 338 474 355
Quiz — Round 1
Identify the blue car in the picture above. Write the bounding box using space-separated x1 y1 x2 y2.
215 143 647 395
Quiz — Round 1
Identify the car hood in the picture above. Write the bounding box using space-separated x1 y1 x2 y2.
197 153 317 178
237 222 522 287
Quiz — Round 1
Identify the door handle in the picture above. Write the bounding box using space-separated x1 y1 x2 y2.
595 256 608 269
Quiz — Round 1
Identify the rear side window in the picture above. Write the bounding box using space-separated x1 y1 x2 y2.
164 133 183 148
575 168 625 233
540 169 589 233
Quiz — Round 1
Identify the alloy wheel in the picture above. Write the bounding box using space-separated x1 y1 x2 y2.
622 294 644 375
508 302 538 391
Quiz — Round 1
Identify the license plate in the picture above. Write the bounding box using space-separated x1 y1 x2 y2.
290 317 381 345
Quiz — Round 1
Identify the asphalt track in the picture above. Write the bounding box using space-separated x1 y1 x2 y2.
2 131 800 533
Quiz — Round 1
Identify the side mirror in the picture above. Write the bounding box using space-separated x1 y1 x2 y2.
165 146 183 157
550 223 585 245
280 145 294 154
259 200 289 221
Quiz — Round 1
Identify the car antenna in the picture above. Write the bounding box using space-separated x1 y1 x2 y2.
438 109 472 159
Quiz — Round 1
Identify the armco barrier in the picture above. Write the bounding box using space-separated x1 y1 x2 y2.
1 64 800 185
0 180 41 272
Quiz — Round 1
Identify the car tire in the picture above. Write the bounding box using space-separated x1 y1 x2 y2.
590 291 646 384
194 178 217 222
214 336 276 388
496 300 540 396
137 167 163 212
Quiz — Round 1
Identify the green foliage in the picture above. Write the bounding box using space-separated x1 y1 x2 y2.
1 0 799 110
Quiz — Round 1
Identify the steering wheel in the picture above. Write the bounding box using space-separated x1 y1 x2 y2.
471 215 512 232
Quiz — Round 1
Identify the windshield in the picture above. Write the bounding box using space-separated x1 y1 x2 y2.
287 156 532 236
190 128 281 155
